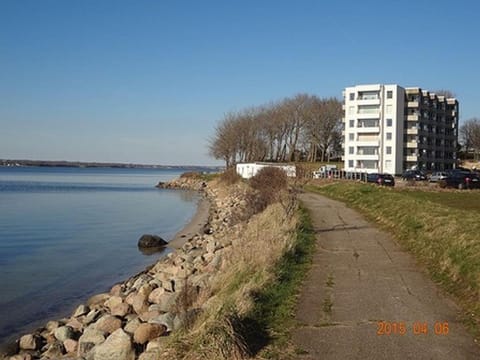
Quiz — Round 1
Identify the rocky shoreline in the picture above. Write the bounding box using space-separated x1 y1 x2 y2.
2 174 253 360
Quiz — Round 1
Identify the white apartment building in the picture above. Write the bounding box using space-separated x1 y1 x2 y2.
343 84 458 175
343 84 405 175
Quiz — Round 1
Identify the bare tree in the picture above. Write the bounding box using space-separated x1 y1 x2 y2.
208 113 240 168
303 97 342 162
460 118 480 160
282 94 312 162
434 89 456 98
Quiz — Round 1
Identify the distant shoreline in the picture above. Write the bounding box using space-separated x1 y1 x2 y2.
0 159 222 171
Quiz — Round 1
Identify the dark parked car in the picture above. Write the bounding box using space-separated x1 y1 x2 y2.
443 169 480 189
366 173 395 186
402 170 427 181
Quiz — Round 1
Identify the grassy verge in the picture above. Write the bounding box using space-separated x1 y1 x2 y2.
246 205 316 359
305 182 480 339
161 185 316 360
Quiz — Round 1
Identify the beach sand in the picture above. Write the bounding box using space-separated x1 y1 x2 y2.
168 196 210 249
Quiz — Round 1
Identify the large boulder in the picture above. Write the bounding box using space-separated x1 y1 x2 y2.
93 329 134 360
138 234 167 249
93 315 122 335
77 327 105 357
18 334 41 351
133 323 167 345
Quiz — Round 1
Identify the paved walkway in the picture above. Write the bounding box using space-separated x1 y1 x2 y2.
292 192 480 359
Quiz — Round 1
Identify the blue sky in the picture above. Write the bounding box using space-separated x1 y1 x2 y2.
1 0 479 165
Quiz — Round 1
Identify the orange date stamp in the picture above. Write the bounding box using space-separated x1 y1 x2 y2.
376 321 449 336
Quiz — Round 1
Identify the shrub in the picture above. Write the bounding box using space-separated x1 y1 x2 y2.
249 167 288 211
219 167 241 185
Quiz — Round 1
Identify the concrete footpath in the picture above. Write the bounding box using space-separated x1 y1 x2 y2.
292 192 480 359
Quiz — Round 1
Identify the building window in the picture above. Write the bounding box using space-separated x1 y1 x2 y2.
348 106 355 115
386 118 393 127
386 105 393 114
386 132 392 140
386 146 392 155
387 90 393 99
348 160 354 168
349 93 354 100
349 133 354 141
349 146 354 154
349 119 354 128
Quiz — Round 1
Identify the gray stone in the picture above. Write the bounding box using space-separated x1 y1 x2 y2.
93 315 122 335
111 303 131 317
124 317 141 335
104 296 123 312
66 317 84 331
8 354 33 360
83 309 100 325
54 326 75 342
45 320 60 332
138 349 162 360
19 334 40 351
131 293 149 315
77 327 105 357
133 323 167 345
139 310 161 322
63 338 78 353
147 287 165 304
149 312 174 332
72 304 90 318
86 293 110 308
42 341 64 358
93 329 134 360
132 274 153 290
110 284 123 296
150 291 178 313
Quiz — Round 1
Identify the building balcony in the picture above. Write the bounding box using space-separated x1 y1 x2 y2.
356 126 380 133
405 155 418 162
354 154 379 161
406 141 418 148
356 98 381 106
356 112 380 119
356 140 380 147
407 114 420 121
406 128 418 135
407 101 420 108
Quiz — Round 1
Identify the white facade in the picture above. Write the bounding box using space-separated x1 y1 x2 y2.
343 84 405 175
236 162 296 179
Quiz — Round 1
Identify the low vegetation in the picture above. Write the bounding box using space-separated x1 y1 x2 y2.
161 170 315 359
305 182 480 337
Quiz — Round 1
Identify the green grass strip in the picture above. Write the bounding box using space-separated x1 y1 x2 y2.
242 205 316 358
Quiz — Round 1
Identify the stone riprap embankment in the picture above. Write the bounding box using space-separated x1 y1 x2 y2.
3 176 251 360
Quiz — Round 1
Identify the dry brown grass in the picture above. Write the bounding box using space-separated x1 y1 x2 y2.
162 188 297 359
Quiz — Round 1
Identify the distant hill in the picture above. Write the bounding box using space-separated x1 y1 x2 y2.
0 159 222 172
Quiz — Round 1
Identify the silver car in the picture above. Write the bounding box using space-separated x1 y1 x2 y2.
429 171 447 182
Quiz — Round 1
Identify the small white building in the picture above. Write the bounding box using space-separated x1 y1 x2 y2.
236 162 296 179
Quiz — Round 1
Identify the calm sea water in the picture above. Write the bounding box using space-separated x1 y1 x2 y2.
0 167 198 344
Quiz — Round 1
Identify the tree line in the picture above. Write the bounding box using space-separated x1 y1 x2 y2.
208 94 343 167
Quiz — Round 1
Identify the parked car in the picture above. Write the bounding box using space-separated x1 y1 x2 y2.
429 171 447 182
366 173 395 186
402 170 427 181
443 170 480 189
